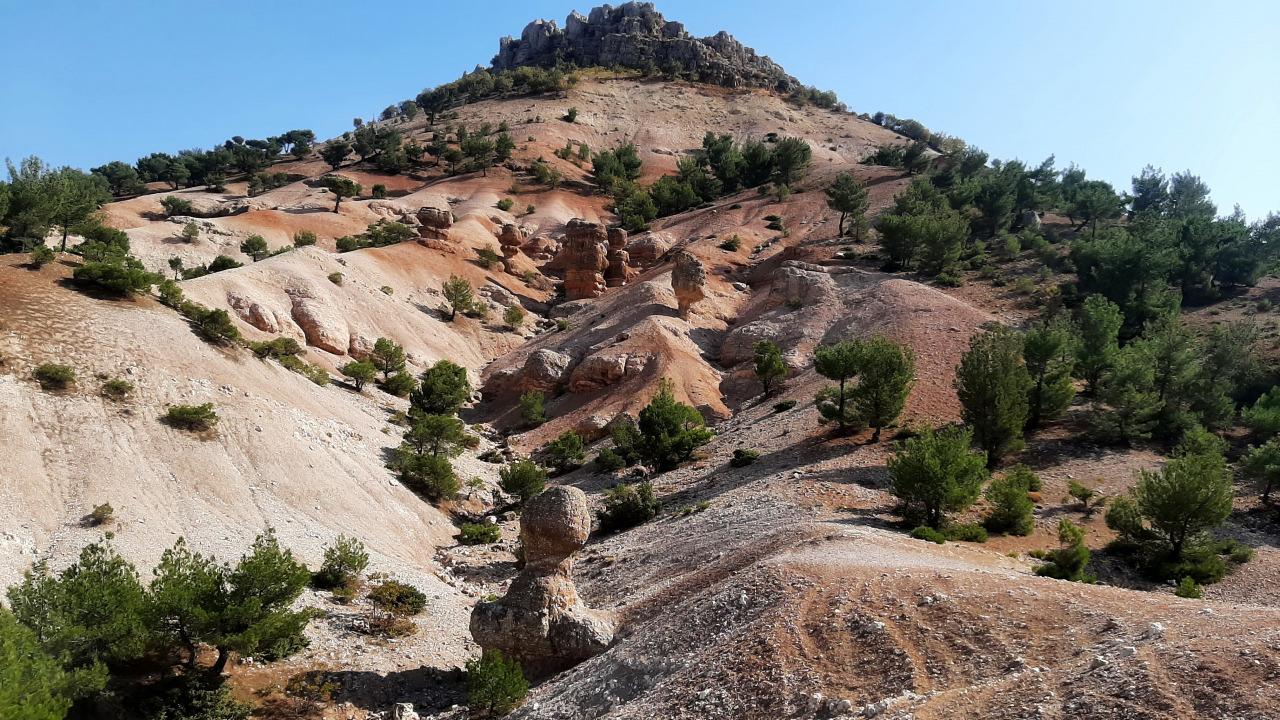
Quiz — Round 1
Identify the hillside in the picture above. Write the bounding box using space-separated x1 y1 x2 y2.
2 4 1279 720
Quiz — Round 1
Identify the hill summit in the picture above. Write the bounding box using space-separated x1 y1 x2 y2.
491 2 800 91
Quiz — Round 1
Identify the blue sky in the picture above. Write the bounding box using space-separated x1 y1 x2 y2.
2 0 1276 219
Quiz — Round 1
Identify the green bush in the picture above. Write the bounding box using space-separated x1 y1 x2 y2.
1034 519 1094 582
773 400 797 413
312 535 369 590
33 363 75 390
367 580 426 616
944 523 988 543
719 236 741 251
599 481 657 533
467 649 528 716
382 372 417 397
293 230 318 247
543 431 585 472
518 390 546 427
594 448 626 473
1175 576 1202 599
397 453 460 502
563 107 578 123
88 503 114 526
910 526 946 544
328 271 344 285
633 379 712 471
100 379 132 402
982 474 1034 536
729 449 760 467
162 403 218 431
499 459 546 503
29 244 55 267
475 245 502 268
496 198 514 212
160 196 194 216
458 522 501 545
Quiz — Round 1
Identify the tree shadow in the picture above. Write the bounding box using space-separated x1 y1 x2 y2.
281 666 466 713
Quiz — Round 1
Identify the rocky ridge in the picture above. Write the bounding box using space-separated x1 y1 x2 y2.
491 2 801 92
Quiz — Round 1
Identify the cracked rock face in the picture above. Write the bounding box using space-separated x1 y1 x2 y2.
672 251 707 318
492 2 801 93
470 486 616 678
604 227 633 288
416 207 453 240
498 223 527 273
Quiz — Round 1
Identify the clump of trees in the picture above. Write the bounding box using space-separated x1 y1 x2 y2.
612 379 713 472
385 360 473 503
4 531 313 717
814 336 915 439
888 425 988 530
335 219 416 252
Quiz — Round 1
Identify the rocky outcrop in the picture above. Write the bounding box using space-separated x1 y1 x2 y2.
519 349 574 393
559 219 609 300
226 292 285 333
492 3 801 93
627 232 671 265
523 235 559 261
604 227 633 287
568 351 652 392
470 486 616 678
498 223 527 273
287 289 348 355
416 207 453 241
671 251 707 318
768 261 837 308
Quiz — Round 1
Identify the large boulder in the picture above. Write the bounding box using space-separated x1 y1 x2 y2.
498 223 527 274
416 206 454 240
470 486 616 678
767 261 836 308
627 232 671 265
672 251 707 318
287 289 348 355
568 352 652 393
225 292 286 334
519 349 574 393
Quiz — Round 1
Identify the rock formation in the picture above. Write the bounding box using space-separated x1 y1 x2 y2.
671 251 707 318
604 227 632 287
492 3 801 93
416 206 453 241
627 232 671 265
498 223 527 273
470 486 616 677
559 219 609 300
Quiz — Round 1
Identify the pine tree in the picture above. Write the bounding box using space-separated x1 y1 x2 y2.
824 173 869 239
1023 318 1077 429
814 341 862 429
635 379 712 471
889 425 988 528
955 326 1032 467
753 340 787 396
442 275 475 321
1075 294 1123 394
370 337 406 380
849 336 915 441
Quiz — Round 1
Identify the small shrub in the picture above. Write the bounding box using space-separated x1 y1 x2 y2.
294 230 318 247
380 285 394 295
729 449 760 467
475 245 503 268
595 448 625 473
33 363 75 390
719 236 741 251
543 431 585 472
503 304 526 329
555 318 570 331
525 204 536 215
983 473 1035 536
518 390 546 427
1175 576 1202 599
371 184 387 199
773 400 797 413
458 522 501 545
88 503 114 526
467 650 528 716
563 107 578 123
100 378 134 400
496 198 514 212
367 580 427 616
160 196 194 216
599 481 657 533
29 245 55 267
162 403 218 431
499 459 547 503
382 372 417 397
944 522 988 543
328 272 344 285
1067 480 1098 510
313 535 369 590
361 611 416 637
910 526 946 544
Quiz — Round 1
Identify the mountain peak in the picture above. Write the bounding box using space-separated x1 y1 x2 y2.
491 2 800 92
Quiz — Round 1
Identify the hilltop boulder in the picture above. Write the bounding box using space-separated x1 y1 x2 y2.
672 251 707 318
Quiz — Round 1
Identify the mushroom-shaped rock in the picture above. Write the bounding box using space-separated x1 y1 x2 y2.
559 219 609 300
470 486 616 678
672 251 707 318
416 206 454 240
498 223 528 273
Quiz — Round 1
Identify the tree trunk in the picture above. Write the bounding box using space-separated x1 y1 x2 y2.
60 226 69 252
333 195 341 213
872 425 881 442
211 647 230 675
837 378 847 428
